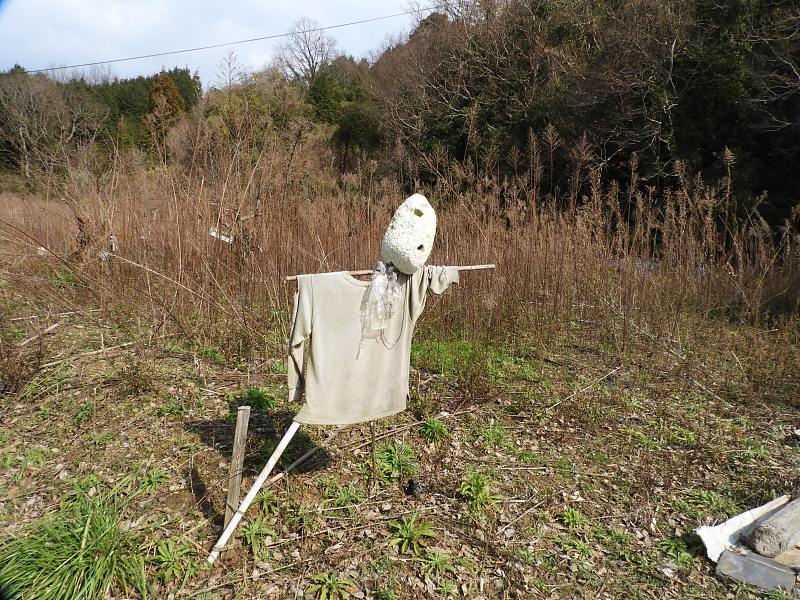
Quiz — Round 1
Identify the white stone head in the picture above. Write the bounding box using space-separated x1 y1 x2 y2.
381 193 437 274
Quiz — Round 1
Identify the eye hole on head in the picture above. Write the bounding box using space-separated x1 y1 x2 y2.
417 244 424 250
413 209 423 217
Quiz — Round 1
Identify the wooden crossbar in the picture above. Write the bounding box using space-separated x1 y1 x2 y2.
285 263 495 282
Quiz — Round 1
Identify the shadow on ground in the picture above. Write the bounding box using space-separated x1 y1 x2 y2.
183 402 333 527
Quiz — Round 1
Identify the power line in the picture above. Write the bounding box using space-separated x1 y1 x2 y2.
26 6 435 74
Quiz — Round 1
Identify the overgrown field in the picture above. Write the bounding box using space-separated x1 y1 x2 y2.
0 119 799 598
2 1 799 595
0 282 798 599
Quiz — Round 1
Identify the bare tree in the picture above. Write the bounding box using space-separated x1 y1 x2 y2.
274 17 337 86
216 49 246 90
0 72 105 186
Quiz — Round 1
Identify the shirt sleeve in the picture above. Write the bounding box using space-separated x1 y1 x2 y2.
287 276 313 402
409 265 460 323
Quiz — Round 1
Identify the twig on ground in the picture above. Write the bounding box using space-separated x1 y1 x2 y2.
39 341 135 368
183 557 314 598
497 501 544 535
17 322 61 348
344 408 473 453
692 378 723 402
10 309 101 322
267 504 440 549
545 365 623 411
39 332 172 369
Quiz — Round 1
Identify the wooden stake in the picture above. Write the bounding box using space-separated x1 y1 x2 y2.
224 406 251 528
370 421 377 492
207 421 300 564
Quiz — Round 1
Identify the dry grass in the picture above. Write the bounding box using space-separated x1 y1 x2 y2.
0 124 797 363
0 121 798 598
0 297 797 599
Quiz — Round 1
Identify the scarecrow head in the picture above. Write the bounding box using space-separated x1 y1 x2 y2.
380 193 437 274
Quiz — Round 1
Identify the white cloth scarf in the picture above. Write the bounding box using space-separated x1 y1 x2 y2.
359 261 402 345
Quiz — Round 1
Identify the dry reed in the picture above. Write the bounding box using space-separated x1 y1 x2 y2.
0 118 797 360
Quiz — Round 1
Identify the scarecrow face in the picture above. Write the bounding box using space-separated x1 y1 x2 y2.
381 194 437 274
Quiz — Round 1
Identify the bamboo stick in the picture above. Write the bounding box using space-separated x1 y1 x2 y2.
284 263 495 282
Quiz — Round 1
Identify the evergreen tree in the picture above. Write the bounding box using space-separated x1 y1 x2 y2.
147 71 185 160
306 72 343 124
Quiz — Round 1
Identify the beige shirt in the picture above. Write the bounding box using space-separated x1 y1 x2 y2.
288 266 459 425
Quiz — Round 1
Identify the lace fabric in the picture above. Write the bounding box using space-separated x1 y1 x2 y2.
360 261 402 342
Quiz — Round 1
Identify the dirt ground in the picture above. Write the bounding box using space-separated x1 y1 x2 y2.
1 283 799 599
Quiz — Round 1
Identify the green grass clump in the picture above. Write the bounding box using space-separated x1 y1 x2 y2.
376 442 417 481
286 501 321 536
255 488 282 517
139 469 169 493
478 420 510 448
241 518 276 561
322 480 364 511
458 468 501 514
419 416 449 443
157 399 186 417
667 426 697 448
672 489 738 521
561 508 589 530
388 512 437 555
75 401 93 425
0 488 148 599
412 339 541 383
270 360 288 374
238 386 277 410
151 538 198 583
657 537 695 567
52 270 79 288
307 572 353 599
197 346 225 363
412 339 479 378
620 425 660 450
422 548 456 577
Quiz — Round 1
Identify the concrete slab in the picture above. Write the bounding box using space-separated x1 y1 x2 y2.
696 495 790 562
716 550 796 593
745 498 800 558
774 545 800 569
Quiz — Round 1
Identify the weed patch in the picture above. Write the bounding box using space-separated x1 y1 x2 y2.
238 386 278 410
458 468 501 514
0 487 148 599
307 573 353 599
241 518 276 561
388 512 436 555
376 442 417 482
419 416 449 443
672 489 738 522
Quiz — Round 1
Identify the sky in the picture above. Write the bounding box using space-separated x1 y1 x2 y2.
0 0 425 87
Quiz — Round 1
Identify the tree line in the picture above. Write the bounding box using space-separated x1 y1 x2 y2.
1 0 798 224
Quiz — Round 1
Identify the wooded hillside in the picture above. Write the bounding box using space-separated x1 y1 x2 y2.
1 1 798 224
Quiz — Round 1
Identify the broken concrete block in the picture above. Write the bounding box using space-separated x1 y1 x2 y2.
716 550 796 592
696 495 790 562
745 498 800 558
774 545 800 569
